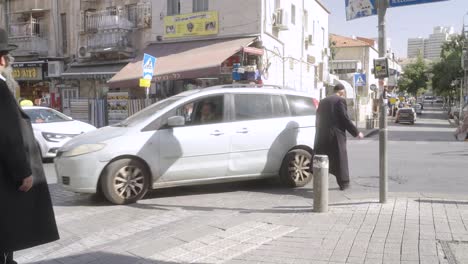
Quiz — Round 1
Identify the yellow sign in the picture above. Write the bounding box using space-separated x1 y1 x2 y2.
12 67 42 81
164 11 218 38
139 78 151 87
389 98 397 105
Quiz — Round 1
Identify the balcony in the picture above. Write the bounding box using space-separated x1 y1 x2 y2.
84 9 134 32
87 30 134 54
8 20 48 56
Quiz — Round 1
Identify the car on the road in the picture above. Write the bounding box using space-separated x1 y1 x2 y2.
55 85 317 204
395 107 416 124
22 106 96 159
413 103 423 115
423 96 435 104
435 96 444 103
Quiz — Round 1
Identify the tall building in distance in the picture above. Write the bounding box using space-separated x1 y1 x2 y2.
407 26 455 61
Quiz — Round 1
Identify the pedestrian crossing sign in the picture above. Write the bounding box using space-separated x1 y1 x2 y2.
354 73 367 87
142 53 157 80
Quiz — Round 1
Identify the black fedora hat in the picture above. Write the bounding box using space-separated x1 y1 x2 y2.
0 28 17 52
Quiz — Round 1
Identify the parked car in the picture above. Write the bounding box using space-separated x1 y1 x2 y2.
435 96 444 103
55 85 317 204
423 96 435 104
395 107 416 124
413 103 423 115
22 106 97 159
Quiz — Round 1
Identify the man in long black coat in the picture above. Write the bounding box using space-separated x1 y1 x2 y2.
0 28 59 264
314 84 364 190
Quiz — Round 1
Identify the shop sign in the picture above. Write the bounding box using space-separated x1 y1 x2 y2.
107 92 129 125
164 11 218 38
12 62 44 81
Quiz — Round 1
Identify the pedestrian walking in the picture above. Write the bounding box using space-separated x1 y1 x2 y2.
314 84 364 191
453 110 468 141
0 28 59 264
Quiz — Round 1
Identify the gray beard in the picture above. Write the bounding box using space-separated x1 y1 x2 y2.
2 66 19 97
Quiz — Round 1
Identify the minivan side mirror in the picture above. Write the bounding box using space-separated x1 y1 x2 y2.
167 116 185 127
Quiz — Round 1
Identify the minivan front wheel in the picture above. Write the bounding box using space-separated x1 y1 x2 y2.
101 159 150 205
280 149 313 188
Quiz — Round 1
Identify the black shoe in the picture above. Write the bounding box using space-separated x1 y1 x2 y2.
339 183 350 191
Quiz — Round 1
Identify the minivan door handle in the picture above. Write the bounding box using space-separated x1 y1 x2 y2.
236 128 249 134
210 130 224 136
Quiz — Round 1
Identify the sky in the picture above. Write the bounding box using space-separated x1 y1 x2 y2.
321 0 468 58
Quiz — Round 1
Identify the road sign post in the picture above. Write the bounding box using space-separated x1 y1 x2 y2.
377 0 388 204
141 53 157 99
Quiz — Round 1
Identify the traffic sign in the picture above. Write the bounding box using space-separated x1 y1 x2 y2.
345 0 450 21
142 53 156 80
139 78 151 88
374 58 389 78
354 73 367 87
370 84 378 91
389 0 449 8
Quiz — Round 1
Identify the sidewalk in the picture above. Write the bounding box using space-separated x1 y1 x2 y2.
15 190 468 264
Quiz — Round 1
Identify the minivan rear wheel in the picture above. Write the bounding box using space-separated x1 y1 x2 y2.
101 159 150 205
280 149 313 188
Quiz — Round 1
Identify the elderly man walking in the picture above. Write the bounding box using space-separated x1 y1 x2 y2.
314 84 364 190
0 28 59 264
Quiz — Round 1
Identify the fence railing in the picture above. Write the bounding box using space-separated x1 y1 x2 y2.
68 98 158 128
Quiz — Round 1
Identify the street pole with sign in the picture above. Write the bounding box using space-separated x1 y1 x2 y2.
377 0 388 204
141 53 157 100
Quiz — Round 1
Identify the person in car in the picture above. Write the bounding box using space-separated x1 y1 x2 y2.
200 102 217 124
314 83 364 191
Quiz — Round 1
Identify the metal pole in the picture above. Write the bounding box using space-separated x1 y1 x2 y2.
313 155 329 213
460 79 464 118
378 0 388 204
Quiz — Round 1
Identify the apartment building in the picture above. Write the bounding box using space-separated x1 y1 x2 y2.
109 0 330 100
406 26 456 61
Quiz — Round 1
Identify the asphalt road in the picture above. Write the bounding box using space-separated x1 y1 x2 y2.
42 102 466 200
347 103 467 196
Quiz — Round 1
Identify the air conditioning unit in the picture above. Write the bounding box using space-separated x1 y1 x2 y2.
47 61 64 78
273 8 289 30
78 46 91 59
306 34 314 45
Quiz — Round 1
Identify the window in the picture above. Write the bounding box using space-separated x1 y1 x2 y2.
60 13 67 55
287 95 317 116
127 4 138 26
193 0 209 12
275 0 281 9
322 27 325 46
272 95 288 117
234 94 275 121
291 4 296 25
167 0 180 15
175 95 224 126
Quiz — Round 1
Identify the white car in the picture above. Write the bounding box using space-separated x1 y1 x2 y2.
22 106 96 159
55 85 317 204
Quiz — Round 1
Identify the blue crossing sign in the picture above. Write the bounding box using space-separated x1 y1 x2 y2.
142 53 157 80
354 73 367 87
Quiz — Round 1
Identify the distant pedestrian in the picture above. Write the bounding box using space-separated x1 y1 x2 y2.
314 84 364 191
453 110 468 141
0 28 59 264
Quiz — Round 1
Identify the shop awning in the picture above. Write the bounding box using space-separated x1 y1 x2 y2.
108 37 257 88
62 63 128 79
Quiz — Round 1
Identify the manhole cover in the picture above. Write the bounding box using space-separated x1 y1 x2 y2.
441 241 468 264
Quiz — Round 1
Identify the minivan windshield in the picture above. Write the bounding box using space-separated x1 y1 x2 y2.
114 97 182 127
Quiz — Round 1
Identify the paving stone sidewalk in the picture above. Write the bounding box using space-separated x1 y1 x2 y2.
15 184 468 264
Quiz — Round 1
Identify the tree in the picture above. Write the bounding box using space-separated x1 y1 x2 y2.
397 55 428 96
431 34 465 97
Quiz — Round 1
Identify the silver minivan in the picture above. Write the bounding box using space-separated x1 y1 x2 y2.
55 85 317 204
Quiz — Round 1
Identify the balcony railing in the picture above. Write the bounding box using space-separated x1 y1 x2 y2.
84 9 134 32
8 19 48 56
9 36 48 56
87 30 133 53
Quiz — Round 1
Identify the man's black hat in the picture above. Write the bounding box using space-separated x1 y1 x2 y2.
0 28 18 52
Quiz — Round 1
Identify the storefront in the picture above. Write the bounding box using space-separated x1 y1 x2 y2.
12 61 50 105
108 37 264 99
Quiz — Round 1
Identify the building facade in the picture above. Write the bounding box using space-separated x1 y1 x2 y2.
330 34 401 123
407 26 455 61
110 0 330 100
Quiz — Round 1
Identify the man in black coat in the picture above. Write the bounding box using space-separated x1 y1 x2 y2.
314 84 364 190
0 28 59 264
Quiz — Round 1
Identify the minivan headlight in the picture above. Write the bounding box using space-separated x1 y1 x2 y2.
62 144 106 157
